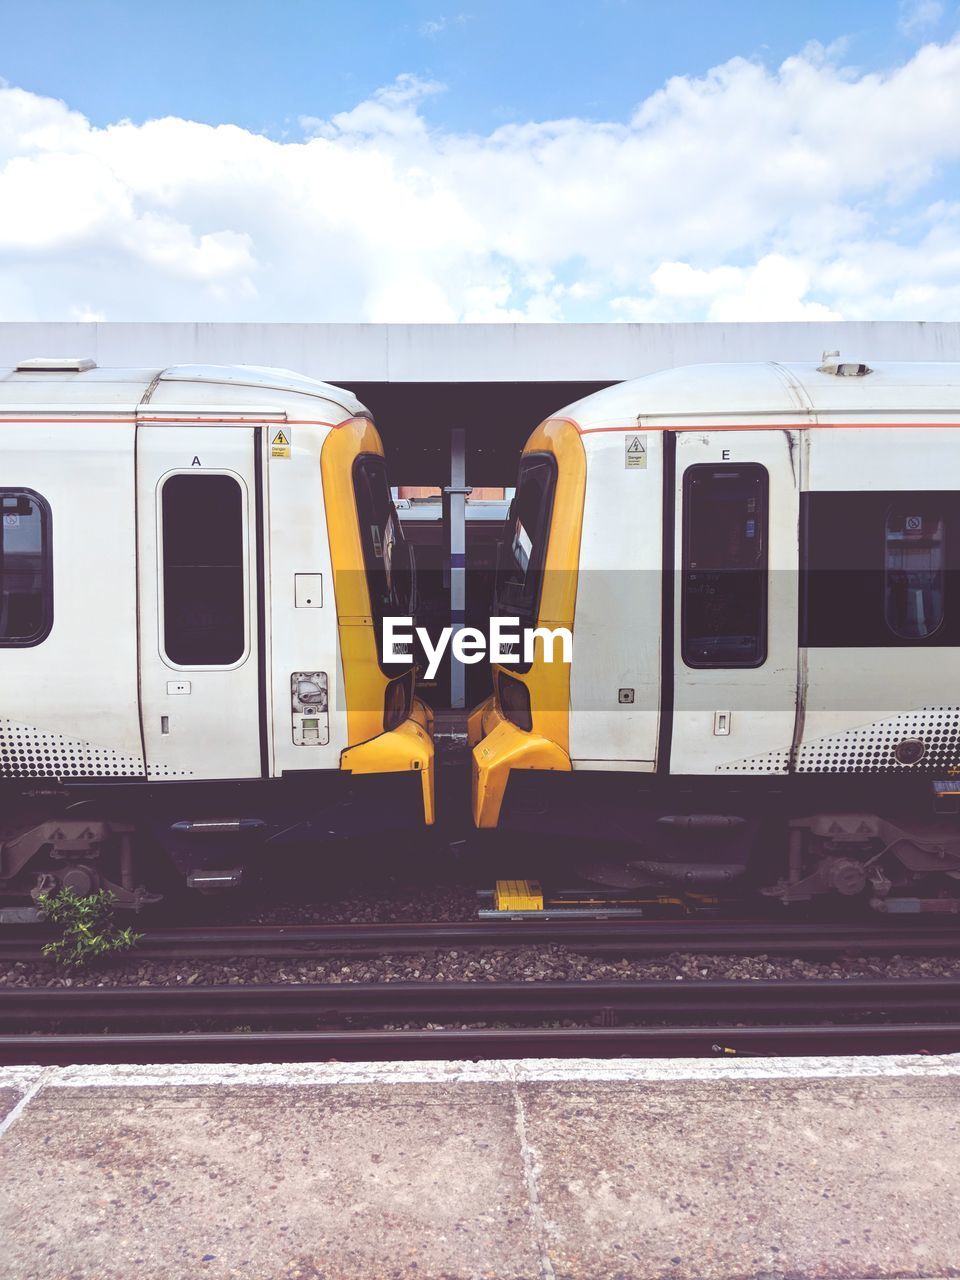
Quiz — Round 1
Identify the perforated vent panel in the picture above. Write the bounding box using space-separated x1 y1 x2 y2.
146 760 195 779
794 706 960 774
717 748 790 775
0 720 145 779
0 721 193 781
717 706 960 775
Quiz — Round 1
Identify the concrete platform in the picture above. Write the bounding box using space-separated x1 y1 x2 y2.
1 1056 959 1280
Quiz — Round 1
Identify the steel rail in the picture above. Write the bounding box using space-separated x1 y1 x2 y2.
3 918 960 961
3 1023 960 1066
4 977 960 1028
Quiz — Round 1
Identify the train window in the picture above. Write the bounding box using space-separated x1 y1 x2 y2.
0 489 52 647
884 505 945 639
802 490 960 649
682 464 768 668
494 453 557 627
353 454 414 673
161 473 246 666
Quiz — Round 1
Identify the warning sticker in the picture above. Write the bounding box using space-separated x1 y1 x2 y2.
625 433 647 469
271 428 291 458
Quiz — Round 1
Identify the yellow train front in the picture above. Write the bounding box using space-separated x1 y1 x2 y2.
470 360 960 912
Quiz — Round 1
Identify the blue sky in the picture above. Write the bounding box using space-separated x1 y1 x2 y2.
0 0 944 134
1 0 959 322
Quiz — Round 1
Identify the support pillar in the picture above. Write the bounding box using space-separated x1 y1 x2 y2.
443 427 472 709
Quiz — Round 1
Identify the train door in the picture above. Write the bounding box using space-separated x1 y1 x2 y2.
666 429 801 776
136 425 264 781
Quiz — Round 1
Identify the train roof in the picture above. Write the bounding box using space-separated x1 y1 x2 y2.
0 361 368 420
556 360 960 431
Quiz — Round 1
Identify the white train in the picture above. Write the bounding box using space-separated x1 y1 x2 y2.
0 359 434 906
471 358 960 910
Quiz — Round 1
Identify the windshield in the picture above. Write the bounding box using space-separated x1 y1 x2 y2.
353 454 415 672
494 453 557 625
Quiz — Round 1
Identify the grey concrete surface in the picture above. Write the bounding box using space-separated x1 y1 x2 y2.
523 1076 960 1280
3 320 960 383
0 1058 959 1280
0 1080 536 1280
0 1087 25 1127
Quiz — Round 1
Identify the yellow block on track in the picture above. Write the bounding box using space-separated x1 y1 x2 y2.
494 879 544 912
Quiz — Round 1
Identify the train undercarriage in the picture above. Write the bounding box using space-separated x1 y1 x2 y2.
490 770 960 915
0 772 431 915
2 771 960 918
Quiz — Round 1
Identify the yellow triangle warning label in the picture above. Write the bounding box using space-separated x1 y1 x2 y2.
271 428 291 458
625 432 647 469
272 430 290 446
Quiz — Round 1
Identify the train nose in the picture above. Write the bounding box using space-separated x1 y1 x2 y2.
471 698 569 829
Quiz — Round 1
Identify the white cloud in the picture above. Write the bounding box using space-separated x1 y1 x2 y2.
898 0 944 36
1 40 960 321
419 14 470 38
615 256 842 322
69 304 106 322
301 73 445 140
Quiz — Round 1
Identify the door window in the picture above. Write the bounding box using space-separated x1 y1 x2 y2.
682 464 768 667
160 473 247 666
0 489 52 646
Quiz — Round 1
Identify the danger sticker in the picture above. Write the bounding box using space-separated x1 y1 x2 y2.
625 433 647 469
271 429 291 458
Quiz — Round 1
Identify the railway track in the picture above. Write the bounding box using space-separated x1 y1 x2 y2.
5 920 960 1065
4 1023 960 1066
4 975 960 1028
3 917 960 961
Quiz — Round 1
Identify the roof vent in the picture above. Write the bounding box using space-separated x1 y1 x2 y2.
817 351 871 377
15 357 96 372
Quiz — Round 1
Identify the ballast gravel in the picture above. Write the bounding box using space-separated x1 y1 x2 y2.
5 946 960 989
248 883 478 925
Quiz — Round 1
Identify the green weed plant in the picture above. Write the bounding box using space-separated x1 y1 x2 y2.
37 888 141 971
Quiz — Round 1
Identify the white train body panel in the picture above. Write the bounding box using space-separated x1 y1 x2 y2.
0 421 144 777
0 363 363 784
569 428 663 768
564 361 960 777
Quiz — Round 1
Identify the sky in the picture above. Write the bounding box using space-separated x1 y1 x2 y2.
1 0 959 322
